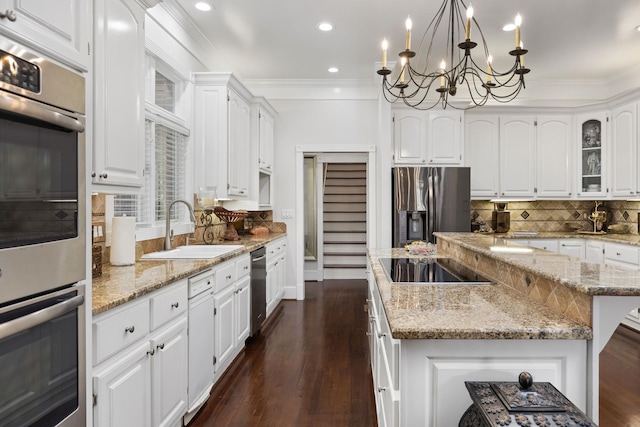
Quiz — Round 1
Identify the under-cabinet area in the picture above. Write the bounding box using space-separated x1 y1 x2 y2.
91 234 287 427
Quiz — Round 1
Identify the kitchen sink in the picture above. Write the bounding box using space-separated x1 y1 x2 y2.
141 244 244 260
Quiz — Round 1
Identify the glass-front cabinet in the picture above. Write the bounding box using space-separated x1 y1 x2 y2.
576 112 608 198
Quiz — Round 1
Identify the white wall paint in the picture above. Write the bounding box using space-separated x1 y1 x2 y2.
269 99 382 295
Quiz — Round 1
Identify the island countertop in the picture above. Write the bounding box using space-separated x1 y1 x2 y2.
367 247 592 340
92 233 286 315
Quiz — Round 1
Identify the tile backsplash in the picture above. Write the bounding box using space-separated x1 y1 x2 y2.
471 200 640 234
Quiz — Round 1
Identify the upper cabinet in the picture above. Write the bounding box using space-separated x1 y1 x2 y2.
465 116 499 198
193 73 253 200
499 116 536 198
92 0 147 190
0 0 91 71
392 109 463 165
536 115 573 198
610 102 637 197
576 111 608 198
258 105 275 174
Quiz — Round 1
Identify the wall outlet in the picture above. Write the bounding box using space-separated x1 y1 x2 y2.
281 209 294 219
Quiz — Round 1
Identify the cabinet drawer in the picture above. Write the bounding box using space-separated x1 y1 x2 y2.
236 254 251 279
150 280 188 330
604 243 640 266
93 299 150 365
215 260 236 293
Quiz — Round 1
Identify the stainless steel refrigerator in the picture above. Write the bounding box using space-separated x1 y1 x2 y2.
392 166 470 246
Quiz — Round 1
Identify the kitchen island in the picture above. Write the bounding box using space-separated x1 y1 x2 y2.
367 232 640 426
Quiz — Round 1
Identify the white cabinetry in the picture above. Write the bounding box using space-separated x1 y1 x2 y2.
610 102 637 197
266 237 287 316
585 240 604 264
558 239 585 258
258 103 275 173
465 116 499 198
93 280 188 427
92 0 147 190
212 254 251 381
499 116 536 197
193 73 253 200
536 116 573 198
603 242 640 270
393 109 463 165
0 0 91 71
576 112 608 198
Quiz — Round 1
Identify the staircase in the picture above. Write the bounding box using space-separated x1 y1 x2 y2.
322 163 367 280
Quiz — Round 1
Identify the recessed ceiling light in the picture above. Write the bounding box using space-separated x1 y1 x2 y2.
195 2 212 11
318 22 333 32
328 67 339 73
503 23 516 31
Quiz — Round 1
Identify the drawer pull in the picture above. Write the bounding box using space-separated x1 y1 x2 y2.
157 343 165 350
378 387 387 393
171 302 179 309
226 275 232 280
147 348 155 356
617 252 621 256
378 332 387 338
125 326 135 334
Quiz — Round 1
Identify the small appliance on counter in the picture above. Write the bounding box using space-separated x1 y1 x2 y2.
491 203 510 233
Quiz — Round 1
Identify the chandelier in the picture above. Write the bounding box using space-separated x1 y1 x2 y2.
376 0 529 110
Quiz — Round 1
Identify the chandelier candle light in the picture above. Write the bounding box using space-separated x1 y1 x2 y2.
377 0 530 110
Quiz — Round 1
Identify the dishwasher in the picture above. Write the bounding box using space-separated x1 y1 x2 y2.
250 247 267 337
184 269 215 425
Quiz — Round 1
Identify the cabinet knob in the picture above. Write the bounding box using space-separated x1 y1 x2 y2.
378 387 387 393
99 172 108 179
91 171 96 178
617 252 621 256
171 302 179 309
157 343 165 350
0 10 17 21
124 326 135 333
226 274 232 280
147 348 155 356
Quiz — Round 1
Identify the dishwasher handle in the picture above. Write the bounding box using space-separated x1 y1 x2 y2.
252 254 266 262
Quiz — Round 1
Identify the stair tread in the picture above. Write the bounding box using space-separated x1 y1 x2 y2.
324 264 366 269
324 252 366 256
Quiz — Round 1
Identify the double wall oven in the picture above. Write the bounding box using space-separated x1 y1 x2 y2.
0 40 86 427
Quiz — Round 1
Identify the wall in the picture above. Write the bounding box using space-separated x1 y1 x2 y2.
269 98 381 296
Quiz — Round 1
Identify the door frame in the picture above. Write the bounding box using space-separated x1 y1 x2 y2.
295 145 377 300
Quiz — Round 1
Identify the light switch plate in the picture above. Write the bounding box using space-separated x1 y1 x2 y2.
281 209 294 219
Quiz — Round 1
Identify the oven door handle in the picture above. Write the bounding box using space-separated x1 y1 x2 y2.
0 92 85 133
0 294 85 341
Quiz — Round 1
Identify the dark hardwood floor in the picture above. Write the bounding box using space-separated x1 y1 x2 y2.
189 279 376 427
600 324 640 426
188 279 640 427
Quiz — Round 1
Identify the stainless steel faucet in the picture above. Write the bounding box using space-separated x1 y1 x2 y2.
165 199 197 250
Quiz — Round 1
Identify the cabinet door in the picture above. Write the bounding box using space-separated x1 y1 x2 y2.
187 291 214 410
536 116 573 198
576 112 608 197
499 116 536 197
465 116 499 198
427 111 463 165
235 276 251 345
93 342 152 427
266 261 277 317
228 89 250 197
259 107 275 173
93 0 145 188
558 240 585 258
214 286 235 374
150 317 188 427
610 103 637 197
393 110 427 164
585 241 604 264
0 0 90 71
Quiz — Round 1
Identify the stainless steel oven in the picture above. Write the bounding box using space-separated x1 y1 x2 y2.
0 41 86 427
0 41 86 304
0 285 85 426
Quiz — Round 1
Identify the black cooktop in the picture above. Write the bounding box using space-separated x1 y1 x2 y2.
379 258 493 284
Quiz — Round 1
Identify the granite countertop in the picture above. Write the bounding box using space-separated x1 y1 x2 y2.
493 230 640 246
368 248 592 341
92 233 286 315
437 232 640 296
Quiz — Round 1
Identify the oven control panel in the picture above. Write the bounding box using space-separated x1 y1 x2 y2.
0 49 40 93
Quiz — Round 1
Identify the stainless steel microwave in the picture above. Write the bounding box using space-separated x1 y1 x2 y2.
0 41 86 306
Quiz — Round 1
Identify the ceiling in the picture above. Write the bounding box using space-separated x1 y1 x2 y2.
172 0 640 87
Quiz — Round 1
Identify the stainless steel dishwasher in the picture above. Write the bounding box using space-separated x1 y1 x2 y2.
250 247 267 337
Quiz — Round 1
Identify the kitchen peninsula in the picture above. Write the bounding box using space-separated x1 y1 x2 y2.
367 232 640 426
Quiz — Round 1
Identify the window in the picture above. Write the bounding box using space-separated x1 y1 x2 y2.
114 57 190 238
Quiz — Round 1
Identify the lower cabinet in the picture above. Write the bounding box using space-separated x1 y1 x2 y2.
585 240 604 263
266 237 287 316
212 254 251 382
93 281 188 427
